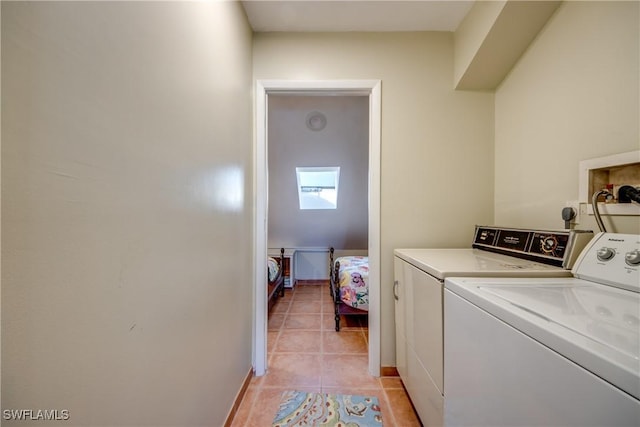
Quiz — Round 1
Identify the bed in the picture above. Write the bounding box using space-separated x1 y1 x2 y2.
329 247 369 331
268 248 285 312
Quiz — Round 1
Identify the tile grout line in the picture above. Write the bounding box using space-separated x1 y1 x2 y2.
381 388 399 427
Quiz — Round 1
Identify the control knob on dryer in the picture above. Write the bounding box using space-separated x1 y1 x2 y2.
625 249 640 266
541 236 558 253
597 247 616 261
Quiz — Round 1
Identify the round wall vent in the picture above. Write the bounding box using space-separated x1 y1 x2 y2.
305 111 327 131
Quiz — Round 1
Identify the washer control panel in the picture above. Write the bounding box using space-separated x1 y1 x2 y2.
573 233 640 292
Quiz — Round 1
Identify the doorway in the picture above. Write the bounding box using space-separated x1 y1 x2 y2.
254 80 381 377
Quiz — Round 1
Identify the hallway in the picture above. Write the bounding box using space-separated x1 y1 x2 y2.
231 280 421 426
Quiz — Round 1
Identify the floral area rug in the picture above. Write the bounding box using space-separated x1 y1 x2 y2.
272 390 383 427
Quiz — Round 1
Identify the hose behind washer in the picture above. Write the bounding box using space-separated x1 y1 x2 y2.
592 189 612 232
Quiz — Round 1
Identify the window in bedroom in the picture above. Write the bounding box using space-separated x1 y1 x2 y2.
296 167 340 210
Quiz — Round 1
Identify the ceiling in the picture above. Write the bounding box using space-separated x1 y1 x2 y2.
241 0 476 32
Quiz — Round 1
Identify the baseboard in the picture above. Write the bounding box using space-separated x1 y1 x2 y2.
380 366 399 377
224 367 253 427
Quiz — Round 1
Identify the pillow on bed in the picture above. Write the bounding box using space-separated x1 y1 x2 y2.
335 256 369 311
335 256 368 269
267 257 280 282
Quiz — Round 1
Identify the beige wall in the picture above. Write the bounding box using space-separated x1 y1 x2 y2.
254 32 495 366
1 2 253 425
495 1 640 233
268 95 369 250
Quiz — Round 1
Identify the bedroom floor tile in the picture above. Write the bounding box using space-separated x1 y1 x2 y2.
321 354 380 389
323 330 368 354
295 285 323 293
322 299 336 313
292 292 322 302
295 282 324 289
322 313 338 331
274 330 322 353
270 298 291 313
322 314 367 331
289 300 322 314
279 292 293 302
267 313 285 330
284 313 322 330
267 331 280 352
261 353 322 388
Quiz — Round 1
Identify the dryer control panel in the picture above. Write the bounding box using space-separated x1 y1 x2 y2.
472 226 594 269
573 232 640 292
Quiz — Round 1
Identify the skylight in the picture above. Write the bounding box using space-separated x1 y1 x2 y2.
296 167 340 210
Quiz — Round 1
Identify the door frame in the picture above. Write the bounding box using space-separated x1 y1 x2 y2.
253 79 381 377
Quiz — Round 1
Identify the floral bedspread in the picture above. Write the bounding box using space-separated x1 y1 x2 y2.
268 257 280 282
335 256 369 311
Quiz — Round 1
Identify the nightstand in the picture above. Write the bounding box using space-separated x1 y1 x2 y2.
268 248 296 288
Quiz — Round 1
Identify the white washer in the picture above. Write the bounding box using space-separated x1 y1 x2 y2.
444 233 640 427
393 226 593 426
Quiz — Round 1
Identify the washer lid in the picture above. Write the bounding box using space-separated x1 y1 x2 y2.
445 277 640 400
394 248 568 280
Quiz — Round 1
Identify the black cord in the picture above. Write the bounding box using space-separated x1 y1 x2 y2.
618 185 640 204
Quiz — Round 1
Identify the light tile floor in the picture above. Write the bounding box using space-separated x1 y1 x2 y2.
231 280 422 426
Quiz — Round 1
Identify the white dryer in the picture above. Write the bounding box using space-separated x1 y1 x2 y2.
444 233 640 426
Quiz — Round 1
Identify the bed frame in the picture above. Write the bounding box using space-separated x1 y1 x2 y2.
329 247 368 331
268 248 286 312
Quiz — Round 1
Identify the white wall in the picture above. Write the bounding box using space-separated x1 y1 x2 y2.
495 1 640 233
268 95 369 250
254 32 495 366
1 2 253 425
